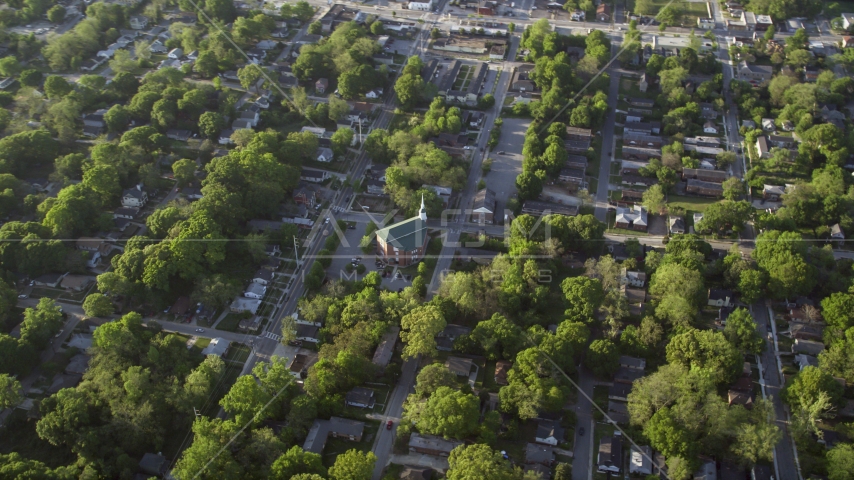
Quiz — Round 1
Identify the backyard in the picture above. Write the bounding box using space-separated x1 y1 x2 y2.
626 0 710 26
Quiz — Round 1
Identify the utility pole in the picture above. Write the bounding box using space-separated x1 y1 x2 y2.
293 236 300 267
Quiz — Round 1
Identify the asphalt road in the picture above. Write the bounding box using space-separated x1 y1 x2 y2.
594 60 621 223
752 304 800 480
571 365 596 480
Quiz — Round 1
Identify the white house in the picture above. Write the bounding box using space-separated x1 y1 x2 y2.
629 446 653 475
316 147 334 163
238 110 260 128
301 126 326 137
201 338 230 357
122 186 148 208
244 283 267 299
408 0 432 11
570 10 585 21
366 88 383 99
619 269 646 288
842 13 854 30
167 48 184 59
703 121 718 134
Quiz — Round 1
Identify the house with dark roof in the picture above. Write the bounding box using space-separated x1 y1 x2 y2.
445 356 473 376
521 200 578 217
303 417 365 454
525 443 555 466
345 386 376 409
608 383 632 401
598 434 623 473
535 419 565 446
122 185 148 207
139 453 168 477
375 197 430 267
686 179 724 197
619 356 646 371
408 434 462 457
708 289 734 307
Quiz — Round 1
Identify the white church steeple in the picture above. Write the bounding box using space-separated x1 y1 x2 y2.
419 194 427 221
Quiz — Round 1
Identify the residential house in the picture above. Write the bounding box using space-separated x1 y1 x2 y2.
375 197 430 267
166 129 192 142
445 356 473 376
139 453 168 477
471 188 496 224
408 434 462 457
244 283 267 299
293 185 317 208
598 434 623 473
630 446 654 475
345 387 376 409
607 400 630 424
615 205 648 231
525 443 555 466
686 179 724 197
558 167 585 186
619 356 646 371
842 13 854 30
763 184 785 201
288 354 310 378
303 417 365 454
365 179 386 195
129 16 149 30
767 135 794 149
316 147 334 163
230 297 262 314
566 154 589 170
620 269 646 288
596 3 611 22
570 10 586 21
60 275 93 292
669 216 686 234
708 289 734 307
495 360 511 386
638 72 656 92
535 420 565 446
627 97 655 109
608 383 632 401
831 224 845 245
201 337 230 357
698 17 715 30
703 121 718 134
252 269 274 285
792 339 825 356
738 61 773 83
372 326 399 369
615 366 645 384
301 168 330 183
121 186 148 208
294 323 320 343
366 88 383 99
794 354 819 370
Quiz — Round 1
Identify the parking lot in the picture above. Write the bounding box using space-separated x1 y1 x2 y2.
484 116 530 217
322 221 413 290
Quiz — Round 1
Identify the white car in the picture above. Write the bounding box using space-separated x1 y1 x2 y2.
17 294 27 299
195 328 205 333
463 146 473 150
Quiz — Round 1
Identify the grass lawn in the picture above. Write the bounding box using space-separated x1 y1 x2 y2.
0 409 77 468
667 194 717 213
216 313 247 332
225 345 251 363
191 337 211 356
625 0 708 25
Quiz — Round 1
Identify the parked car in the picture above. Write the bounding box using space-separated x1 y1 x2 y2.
386 420 393 430
195 328 205 333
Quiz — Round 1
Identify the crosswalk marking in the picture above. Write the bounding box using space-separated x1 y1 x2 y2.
265 332 281 341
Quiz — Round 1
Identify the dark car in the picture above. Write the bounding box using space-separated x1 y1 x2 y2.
386 420 393 430
579 427 585 436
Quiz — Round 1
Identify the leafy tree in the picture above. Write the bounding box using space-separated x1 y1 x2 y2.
308 21 322 35
20 298 64 349
782 365 844 411
471 313 524 360
19 69 42 87
47 4 66 22
697 200 752 236
827 443 854 480
446 444 518 480
328 450 375 480
394 71 425 111
722 177 745 200
821 293 854 332
109 49 137 74
173 418 244 479
199 111 225 139
561 277 604 323
370 21 384 34
732 399 782 467
410 386 480 439
331 128 354 156
270 446 326 480
172 159 197 186
588 339 619 377
414 363 457 397
238 65 262 92
649 263 704 306
219 374 273 426
0 58 20 77
666 328 741 384
400 304 446 359
724 308 763 354
642 184 666 214
44 76 72 99
83 293 114 317
515 170 544 200
0 374 22 409
104 104 130 133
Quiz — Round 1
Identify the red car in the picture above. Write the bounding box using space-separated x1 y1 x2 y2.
386 420 393 430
